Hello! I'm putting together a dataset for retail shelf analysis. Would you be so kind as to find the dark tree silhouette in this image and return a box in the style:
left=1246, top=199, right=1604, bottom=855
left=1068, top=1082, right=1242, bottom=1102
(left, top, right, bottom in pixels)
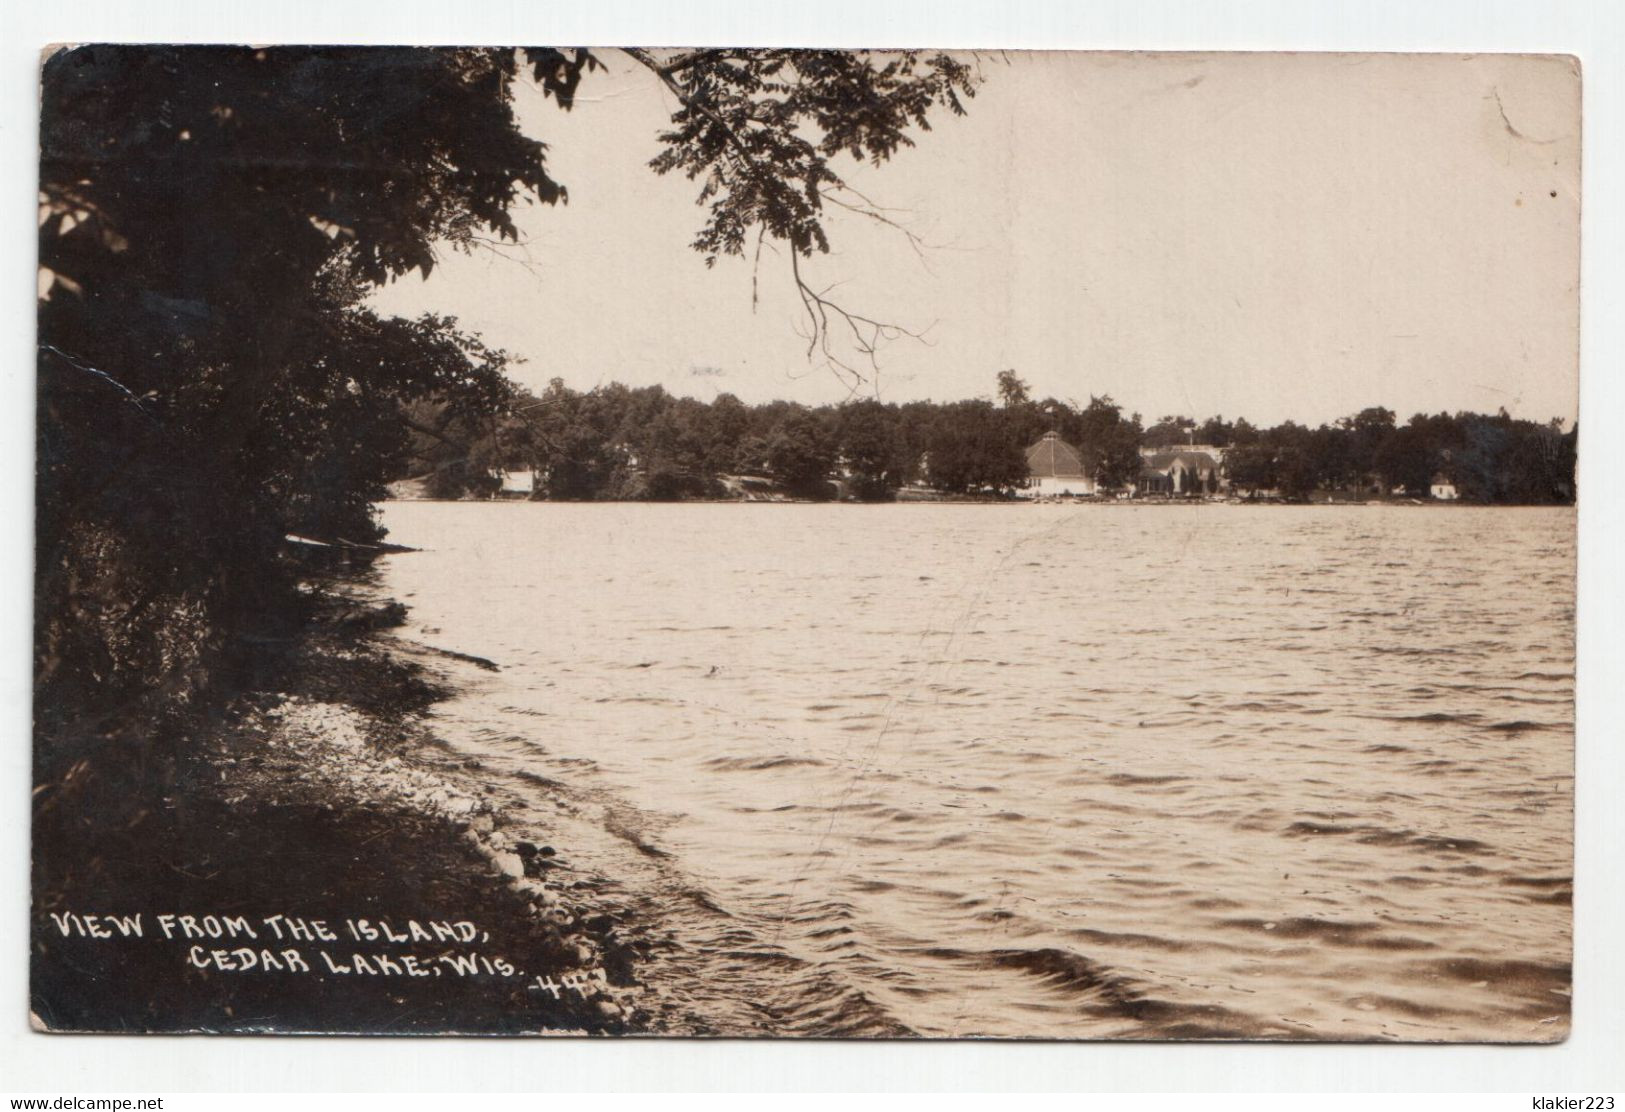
left=767, top=410, right=838, bottom=499
left=836, top=399, right=910, bottom=501
left=36, top=45, right=981, bottom=732
left=996, top=370, right=1031, bottom=409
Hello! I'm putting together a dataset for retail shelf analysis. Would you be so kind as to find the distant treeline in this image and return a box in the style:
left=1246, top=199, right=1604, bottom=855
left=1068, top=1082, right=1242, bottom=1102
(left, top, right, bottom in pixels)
left=401, top=372, right=1577, bottom=505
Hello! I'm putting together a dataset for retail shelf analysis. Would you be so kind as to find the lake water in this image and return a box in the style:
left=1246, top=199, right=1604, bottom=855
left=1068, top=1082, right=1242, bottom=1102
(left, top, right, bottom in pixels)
left=377, top=502, right=1574, bottom=1040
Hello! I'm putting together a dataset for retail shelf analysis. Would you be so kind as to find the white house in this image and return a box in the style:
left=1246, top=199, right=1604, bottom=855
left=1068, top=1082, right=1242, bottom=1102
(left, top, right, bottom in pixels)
left=1429, top=473, right=1459, bottom=501
left=497, top=469, right=535, bottom=498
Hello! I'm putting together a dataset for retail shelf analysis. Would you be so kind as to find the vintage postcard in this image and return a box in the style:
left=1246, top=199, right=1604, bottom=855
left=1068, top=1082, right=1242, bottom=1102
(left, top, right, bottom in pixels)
left=33, top=47, right=1578, bottom=1039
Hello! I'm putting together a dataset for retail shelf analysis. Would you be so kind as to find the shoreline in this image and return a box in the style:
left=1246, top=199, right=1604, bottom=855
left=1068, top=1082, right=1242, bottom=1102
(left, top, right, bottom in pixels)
left=30, top=582, right=655, bottom=1036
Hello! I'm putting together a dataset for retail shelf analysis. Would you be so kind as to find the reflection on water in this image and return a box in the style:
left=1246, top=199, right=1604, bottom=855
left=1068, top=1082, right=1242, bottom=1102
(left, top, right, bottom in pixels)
left=379, top=502, right=1574, bottom=1040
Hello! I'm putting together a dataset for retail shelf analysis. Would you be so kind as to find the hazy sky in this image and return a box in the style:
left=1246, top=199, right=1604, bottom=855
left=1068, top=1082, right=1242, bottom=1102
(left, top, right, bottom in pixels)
left=369, top=51, right=1580, bottom=427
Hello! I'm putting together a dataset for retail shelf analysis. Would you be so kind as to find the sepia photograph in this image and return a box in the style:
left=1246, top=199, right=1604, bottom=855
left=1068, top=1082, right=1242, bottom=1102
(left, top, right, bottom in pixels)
left=31, top=43, right=1580, bottom=1044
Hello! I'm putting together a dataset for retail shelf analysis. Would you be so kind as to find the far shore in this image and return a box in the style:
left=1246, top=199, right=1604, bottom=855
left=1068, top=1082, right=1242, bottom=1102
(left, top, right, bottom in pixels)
left=383, top=494, right=1559, bottom=507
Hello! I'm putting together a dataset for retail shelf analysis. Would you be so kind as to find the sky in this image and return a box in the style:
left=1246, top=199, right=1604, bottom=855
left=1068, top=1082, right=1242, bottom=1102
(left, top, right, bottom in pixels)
left=369, top=51, right=1581, bottom=428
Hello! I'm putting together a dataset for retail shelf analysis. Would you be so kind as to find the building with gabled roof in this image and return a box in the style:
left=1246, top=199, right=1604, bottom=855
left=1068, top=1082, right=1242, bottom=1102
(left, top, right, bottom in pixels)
left=1021, top=432, right=1098, bottom=497
left=1137, top=447, right=1225, bottom=496
left=1429, top=473, right=1459, bottom=501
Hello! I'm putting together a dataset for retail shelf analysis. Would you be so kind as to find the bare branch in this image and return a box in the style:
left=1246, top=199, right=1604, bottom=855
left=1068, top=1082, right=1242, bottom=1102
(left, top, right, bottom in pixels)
left=621, top=47, right=942, bottom=390
left=786, top=249, right=930, bottom=394
left=751, top=225, right=768, bottom=312
left=819, top=186, right=930, bottom=264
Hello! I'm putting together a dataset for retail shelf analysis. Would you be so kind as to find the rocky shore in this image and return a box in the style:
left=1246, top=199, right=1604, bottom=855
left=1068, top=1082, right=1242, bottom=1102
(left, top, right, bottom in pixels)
left=30, top=585, right=656, bottom=1036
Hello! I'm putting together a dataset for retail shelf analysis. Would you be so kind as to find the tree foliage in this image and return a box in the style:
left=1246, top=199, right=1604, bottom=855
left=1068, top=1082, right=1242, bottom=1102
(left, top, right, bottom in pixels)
left=1213, top=407, right=1574, bottom=502
left=38, top=46, right=548, bottom=723
left=36, top=45, right=981, bottom=730
left=632, top=48, right=977, bottom=381
left=995, top=370, right=1031, bottom=409
left=767, top=410, right=839, bottom=499
left=1069, top=396, right=1145, bottom=491
left=923, top=400, right=1028, bottom=494
left=408, top=375, right=1578, bottom=509
left=836, top=400, right=912, bottom=501
left=638, top=49, right=975, bottom=264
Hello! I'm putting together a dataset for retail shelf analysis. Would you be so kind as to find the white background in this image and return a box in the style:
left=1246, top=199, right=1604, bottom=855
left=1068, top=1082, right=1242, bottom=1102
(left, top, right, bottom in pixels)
left=1, top=0, right=1620, bottom=1094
